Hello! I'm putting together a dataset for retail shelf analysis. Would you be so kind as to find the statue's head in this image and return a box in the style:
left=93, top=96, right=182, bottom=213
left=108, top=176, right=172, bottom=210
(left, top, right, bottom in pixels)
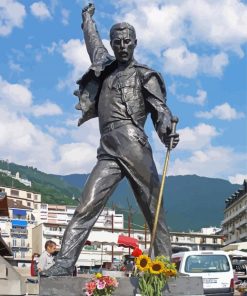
left=110, top=22, right=137, bottom=64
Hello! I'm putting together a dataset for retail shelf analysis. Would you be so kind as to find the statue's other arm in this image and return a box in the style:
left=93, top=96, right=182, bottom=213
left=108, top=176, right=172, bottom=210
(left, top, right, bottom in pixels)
left=82, top=4, right=110, bottom=65
left=142, top=71, right=179, bottom=148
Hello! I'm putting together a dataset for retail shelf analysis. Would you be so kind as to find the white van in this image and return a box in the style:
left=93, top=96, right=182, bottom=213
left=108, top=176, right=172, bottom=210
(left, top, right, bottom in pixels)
left=172, top=250, right=234, bottom=296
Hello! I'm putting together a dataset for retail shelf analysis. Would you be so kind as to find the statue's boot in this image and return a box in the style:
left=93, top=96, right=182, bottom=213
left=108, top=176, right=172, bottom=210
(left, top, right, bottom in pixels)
left=39, top=264, right=73, bottom=277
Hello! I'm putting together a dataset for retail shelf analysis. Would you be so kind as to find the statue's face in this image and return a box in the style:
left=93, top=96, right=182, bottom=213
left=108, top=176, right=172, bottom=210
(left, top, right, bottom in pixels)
left=110, top=29, right=137, bottom=63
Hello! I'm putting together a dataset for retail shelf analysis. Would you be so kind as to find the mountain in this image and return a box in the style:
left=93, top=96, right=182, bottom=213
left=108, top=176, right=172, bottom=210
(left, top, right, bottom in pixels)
left=0, top=161, right=240, bottom=231
left=61, top=174, right=240, bottom=231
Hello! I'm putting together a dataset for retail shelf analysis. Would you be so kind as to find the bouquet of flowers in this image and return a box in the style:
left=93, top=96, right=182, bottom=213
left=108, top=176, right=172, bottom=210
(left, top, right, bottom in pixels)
left=236, top=281, right=247, bottom=294
left=84, top=273, right=119, bottom=296
left=132, top=248, right=177, bottom=296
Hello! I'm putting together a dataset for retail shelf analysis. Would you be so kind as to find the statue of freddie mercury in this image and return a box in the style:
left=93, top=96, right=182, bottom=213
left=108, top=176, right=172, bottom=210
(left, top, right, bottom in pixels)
left=40, top=3, right=179, bottom=277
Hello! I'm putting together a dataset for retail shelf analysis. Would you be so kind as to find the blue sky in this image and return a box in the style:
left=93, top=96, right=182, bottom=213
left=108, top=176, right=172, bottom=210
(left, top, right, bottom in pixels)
left=0, top=0, right=246, bottom=184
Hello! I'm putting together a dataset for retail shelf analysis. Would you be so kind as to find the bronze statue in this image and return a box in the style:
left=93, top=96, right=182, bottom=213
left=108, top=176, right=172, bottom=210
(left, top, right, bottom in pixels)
left=40, top=3, right=179, bottom=277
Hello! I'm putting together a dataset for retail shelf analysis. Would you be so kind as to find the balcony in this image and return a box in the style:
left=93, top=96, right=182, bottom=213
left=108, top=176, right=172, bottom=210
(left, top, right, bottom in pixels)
left=223, top=206, right=247, bottom=224
left=11, top=228, right=28, bottom=235
left=12, top=243, right=30, bottom=249
left=235, top=218, right=247, bottom=229
left=239, top=232, right=247, bottom=240
left=43, top=230, right=64, bottom=237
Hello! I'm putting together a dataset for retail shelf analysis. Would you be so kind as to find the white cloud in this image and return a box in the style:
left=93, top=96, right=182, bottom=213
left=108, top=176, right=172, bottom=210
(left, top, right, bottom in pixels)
left=30, top=1, right=52, bottom=20
left=8, top=60, right=23, bottom=73
left=0, top=0, right=26, bottom=36
left=0, top=75, right=99, bottom=175
left=57, top=39, right=90, bottom=90
left=152, top=123, right=220, bottom=152
left=113, top=0, right=247, bottom=77
left=46, top=126, right=68, bottom=137
left=32, top=101, right=63, bottom=117
left=57, top=142, right=97, bottom=174
left=229, top=174, right=247, bottom=185
left=200, top=52, right=229, bottom=77
left=196, top=103, right=245, bottom=120
left=151, top=120, right=246, bottom=180
left=61, top=8, right=70, bottom=26
left=163, top=45, right=199, bottom=78
left=0, top=106, right=56, bottom=172
left=0, top=76, right=32, bottom=110
left=170, top=146, right=247, bottom=178
left=180, top=89, right=207, bottom=105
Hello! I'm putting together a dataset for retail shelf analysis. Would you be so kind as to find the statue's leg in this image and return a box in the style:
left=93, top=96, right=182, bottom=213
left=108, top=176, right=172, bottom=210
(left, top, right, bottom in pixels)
left=41, top=159, right=123, bottom=276
left=121, top=144, right=171, bottom=257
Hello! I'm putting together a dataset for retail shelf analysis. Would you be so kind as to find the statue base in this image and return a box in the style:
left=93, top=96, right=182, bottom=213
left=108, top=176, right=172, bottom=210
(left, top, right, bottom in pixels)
left=39, top=276, right=204, bottom=296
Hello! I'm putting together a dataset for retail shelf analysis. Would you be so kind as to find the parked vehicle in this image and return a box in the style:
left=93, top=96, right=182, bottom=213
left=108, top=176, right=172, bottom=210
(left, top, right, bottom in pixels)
left=172, top=250, right=234, bottom=296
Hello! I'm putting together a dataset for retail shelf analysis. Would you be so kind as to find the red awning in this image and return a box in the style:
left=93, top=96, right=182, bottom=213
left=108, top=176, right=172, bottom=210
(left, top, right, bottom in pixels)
left=117, top=235, right=138, bottom=249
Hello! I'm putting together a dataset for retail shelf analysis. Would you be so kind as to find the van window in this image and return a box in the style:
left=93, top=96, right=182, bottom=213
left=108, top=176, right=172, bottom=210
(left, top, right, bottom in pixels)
left=185, top=255, right=230, bottom=273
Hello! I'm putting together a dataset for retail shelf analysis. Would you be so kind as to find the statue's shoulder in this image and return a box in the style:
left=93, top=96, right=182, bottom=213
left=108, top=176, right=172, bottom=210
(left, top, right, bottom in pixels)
left=133, top=61, right=166, bottom=100
left=133, top=61, right=164, bottom=82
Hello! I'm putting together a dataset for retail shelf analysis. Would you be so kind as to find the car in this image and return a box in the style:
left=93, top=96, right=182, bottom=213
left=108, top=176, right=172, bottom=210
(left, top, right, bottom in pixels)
left=172, top=250, right=234, bottom=296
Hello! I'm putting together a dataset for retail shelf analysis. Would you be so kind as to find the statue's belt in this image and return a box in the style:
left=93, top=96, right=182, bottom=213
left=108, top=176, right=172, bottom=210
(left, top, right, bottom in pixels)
left=101, top=120, right=132, bottom=134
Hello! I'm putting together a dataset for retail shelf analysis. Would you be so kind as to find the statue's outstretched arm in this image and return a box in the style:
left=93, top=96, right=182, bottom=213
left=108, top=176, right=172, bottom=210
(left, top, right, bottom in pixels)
left=82, top=4, right=109, bottom=65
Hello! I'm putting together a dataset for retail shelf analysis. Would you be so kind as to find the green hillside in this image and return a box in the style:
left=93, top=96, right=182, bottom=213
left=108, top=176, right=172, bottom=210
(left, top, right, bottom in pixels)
left=0, top=160, right=240, bottom=231
left=0, top=161, right=80, bottom=205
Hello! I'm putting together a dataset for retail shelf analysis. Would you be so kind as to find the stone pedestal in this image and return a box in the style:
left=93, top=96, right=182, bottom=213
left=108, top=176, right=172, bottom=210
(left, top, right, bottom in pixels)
left=39, top=276, right=204, bottom=296
left=0, top=256, right=26, bottom=296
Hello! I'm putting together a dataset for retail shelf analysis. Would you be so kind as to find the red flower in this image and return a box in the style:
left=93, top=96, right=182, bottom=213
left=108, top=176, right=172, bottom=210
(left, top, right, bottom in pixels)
left=131, top=247, right=142, bottom=257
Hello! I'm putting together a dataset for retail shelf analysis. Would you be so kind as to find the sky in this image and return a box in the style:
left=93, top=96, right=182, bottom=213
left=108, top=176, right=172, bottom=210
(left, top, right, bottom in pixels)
left=0, top=0, right=246, bottom=184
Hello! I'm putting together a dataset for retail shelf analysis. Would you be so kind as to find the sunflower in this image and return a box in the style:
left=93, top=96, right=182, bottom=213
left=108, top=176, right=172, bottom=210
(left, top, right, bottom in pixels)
left=136, top=254, right=151, bottom=271
left=149, top=260, right=165, bottom=274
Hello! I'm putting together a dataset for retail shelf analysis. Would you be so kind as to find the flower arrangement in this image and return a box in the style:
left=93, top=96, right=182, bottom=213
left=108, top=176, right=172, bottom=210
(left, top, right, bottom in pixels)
left=132, top=248, right=177, bottom=296
left=236, top=281, right=247, bottom=294
left=84, top=273, right=119, bottom=296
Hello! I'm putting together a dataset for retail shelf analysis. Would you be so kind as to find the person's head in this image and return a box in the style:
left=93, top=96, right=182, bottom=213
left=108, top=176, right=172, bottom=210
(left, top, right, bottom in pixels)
left=45, top=240, right=56, bottom=254
left=110, top=22, right=137, bottom=64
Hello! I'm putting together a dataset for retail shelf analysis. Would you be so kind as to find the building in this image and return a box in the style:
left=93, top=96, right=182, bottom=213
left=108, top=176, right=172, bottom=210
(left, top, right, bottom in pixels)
left=0, top=199, right=34, bottom=261
left=0, top=186, right=41, bottom=222
left=32, top=209, right=125, bottom=266
left=222, top=180, right=247, bottom=245
left=0, top=186, right=42, bottom=262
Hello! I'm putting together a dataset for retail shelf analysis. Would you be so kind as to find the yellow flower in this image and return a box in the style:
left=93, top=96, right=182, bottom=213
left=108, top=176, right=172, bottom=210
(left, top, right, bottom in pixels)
left=95, top=272, right=102, bottom=278
left=164, top=268, right=177, bottom=277
left=136, top=255, right=151, bottom=272
left=149, top=260, right=165, bottom=274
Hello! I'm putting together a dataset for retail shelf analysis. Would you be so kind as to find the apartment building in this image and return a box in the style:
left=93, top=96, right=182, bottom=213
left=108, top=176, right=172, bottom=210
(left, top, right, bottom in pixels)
left=222, top=180, right=247, bottom=245
left=0, top=186, right=42, bottom=261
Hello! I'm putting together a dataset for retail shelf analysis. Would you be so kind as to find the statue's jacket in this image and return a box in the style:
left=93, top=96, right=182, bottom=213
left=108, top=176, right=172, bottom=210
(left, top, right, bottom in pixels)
left=74, top=13, right=172, bottom=144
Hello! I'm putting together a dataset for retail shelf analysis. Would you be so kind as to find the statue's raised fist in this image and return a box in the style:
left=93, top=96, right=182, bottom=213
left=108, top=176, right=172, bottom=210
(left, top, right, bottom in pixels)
left=82, top=3, right=95, bottom=17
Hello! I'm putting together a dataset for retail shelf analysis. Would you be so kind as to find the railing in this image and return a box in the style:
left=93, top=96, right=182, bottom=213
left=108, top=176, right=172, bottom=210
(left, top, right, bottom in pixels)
left=12, top=243, right=30, bottom=248
left=43, top=230, right=64, bottom=236
left=235, top=217, right=247, bottom=229
left=223, top=206, right=247, bottom=224
left=11, top=229, right=28, bottom=235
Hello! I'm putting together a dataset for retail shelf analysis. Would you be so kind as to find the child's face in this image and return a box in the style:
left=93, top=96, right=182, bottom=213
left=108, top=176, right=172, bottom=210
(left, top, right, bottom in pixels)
left=47, top=244, right=56, bottom=254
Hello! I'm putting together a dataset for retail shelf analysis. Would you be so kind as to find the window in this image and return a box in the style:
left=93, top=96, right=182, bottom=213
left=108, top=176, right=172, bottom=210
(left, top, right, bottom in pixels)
left=11, top=189, right=19, bottom=197
left=27, top=202, right=31, bottom=207
left=34, top=194, right=38, bottom=201
left=185, top=255, right=230, bottom=273
left=21, top=239, right=25, bottom=247
left=21, top=251, right=25, bottom=258
left=34, top=204, right=38, bottom=210
left=0, top=188, right=5, bottom=192
left=213, top=238, right=217, bottom=244
left=27, top=193, right=32, bottom=199
left=13, top=239, right=17, bottom=246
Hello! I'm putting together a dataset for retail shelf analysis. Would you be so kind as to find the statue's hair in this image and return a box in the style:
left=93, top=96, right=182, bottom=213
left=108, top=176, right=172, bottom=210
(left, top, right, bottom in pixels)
left=110, top=22, right=136, bottom=40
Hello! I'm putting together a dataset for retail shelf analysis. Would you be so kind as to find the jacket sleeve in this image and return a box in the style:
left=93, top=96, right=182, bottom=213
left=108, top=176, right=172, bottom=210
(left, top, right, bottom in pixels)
left=82, top=12, right=112, bottom=67
left=142, top=71, right=172, bottom=143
